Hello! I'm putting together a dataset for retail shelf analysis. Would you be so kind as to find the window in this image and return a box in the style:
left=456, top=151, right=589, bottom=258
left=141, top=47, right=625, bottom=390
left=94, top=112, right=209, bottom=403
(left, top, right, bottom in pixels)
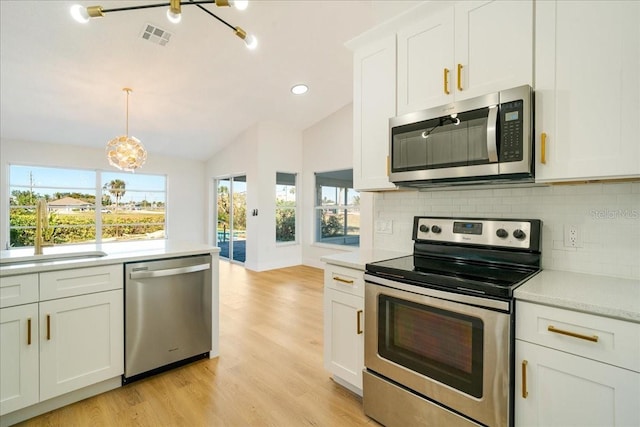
left=315, top=169, right=359, bottom=246
left=276, top=172, right=296, bottom=243
left=8, top=165, right=166, bottom=248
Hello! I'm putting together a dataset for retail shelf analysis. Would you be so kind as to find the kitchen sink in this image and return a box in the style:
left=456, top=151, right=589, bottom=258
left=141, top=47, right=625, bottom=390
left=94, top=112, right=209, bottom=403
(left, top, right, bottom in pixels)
left=0, top=250, right=108, bottom=266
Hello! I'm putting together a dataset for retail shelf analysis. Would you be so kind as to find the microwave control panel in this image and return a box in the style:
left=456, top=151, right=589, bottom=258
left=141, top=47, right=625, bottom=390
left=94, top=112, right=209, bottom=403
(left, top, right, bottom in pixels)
left=499, top=99, right=524, bottom=162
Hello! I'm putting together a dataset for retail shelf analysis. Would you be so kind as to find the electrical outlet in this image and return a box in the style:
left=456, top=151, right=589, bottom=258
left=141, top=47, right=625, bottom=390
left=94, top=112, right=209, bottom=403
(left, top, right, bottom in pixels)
left=564, top=224, right=582, bottom=248
left=375, top=219, right=393, bottom=234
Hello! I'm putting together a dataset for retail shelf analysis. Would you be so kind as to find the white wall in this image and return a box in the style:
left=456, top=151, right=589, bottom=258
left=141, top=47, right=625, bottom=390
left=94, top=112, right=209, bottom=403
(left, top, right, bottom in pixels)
left=1, top=139, right=207, bottom=247
left=206, top=121, right=303, bottom=271
left=301, top=103, right=374, bottom=268
left=373, top=183, right=640, bottom=280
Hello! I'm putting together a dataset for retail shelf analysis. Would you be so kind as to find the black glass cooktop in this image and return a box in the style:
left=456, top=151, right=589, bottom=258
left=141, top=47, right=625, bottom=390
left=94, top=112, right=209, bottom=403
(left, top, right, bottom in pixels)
left=366, top=255, right=540, bottom=299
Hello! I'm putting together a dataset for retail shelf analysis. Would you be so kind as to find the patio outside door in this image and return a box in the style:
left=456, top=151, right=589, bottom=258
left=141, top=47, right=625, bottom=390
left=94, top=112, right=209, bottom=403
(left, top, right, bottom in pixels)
left=216, top=176, right=247, bottom=263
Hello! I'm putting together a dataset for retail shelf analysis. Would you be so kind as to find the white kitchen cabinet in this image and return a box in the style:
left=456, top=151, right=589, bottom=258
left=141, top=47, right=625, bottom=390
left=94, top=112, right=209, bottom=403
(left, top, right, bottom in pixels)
left=515, top=301, right=640, bottom=426
left=397, top=0, right=533, bottom=115
left=39, top=289, right=123, bottom=401
left=0, top=265, right=124, bottom=419
left=352, top=34, right=398, bottom=191
left=534, top=1, right=640, bottom=182
left=323, top=264, right=365, bottom=395
left=0, top=303, right=39, bottom=416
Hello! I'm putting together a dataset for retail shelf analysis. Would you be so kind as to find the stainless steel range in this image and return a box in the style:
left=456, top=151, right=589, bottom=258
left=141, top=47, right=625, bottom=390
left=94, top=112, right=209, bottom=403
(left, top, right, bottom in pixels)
left=363, top=216, right=542, bottom=427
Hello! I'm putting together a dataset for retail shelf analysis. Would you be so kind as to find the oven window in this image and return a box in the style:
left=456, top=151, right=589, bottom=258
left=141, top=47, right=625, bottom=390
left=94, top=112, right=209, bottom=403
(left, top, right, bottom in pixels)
left=378, top=295, right=484, bottom=398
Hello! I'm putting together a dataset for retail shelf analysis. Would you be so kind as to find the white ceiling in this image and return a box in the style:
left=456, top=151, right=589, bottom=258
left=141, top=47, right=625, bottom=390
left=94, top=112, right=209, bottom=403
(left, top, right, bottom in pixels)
left=0, top=0, right=419, bottom=161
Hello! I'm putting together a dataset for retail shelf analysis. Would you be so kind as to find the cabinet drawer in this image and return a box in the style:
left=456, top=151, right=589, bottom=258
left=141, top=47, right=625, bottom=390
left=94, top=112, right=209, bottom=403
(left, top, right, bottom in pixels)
left=517, top=301, right=640, bottom=372
left=40, top=264, right=123, bottom=301
left=324, top=265, right=364, bottom=297
left=0, top=274, right=39, bottom=308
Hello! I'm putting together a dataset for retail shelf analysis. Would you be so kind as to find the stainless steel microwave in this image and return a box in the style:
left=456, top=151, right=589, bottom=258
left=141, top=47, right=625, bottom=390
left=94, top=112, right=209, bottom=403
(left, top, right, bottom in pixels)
left=389, top=85, right=533, bottom=187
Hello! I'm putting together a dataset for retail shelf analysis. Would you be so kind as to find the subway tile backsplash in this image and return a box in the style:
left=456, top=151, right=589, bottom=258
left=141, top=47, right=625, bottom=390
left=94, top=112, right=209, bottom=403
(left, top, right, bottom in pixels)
left=373, top=182, right=640, bottom=280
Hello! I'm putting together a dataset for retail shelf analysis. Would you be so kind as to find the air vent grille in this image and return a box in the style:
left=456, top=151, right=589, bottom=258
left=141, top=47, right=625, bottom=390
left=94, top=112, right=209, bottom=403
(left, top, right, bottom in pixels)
left=141, top=24, right=172, bottom=46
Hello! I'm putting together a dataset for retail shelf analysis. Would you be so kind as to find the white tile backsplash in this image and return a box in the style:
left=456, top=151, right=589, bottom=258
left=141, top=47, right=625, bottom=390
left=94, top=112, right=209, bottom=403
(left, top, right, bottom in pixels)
left=373, top=182, right=640, bottom=280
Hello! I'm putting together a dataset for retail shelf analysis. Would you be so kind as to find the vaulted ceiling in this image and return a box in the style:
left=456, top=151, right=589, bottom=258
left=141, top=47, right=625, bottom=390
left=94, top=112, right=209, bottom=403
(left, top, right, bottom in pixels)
left=0, top=0, right=418, bottom=160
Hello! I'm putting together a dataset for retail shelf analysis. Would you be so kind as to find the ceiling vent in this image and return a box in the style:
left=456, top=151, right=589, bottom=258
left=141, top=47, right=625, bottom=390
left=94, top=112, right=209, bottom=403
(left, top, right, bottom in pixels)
left=141, top=24, right=172, bottom=46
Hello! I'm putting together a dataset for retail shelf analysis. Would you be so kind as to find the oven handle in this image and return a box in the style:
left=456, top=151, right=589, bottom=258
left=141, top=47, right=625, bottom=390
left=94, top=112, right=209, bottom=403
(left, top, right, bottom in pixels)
left=486, top=105, right=499, bottom=163
left=364, top=274, right=510, bottom=312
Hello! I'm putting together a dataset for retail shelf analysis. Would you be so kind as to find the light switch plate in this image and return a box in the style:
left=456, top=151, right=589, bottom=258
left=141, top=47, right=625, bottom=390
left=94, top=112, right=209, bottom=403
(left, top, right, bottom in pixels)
left=375, top=219, right=393, bottom=234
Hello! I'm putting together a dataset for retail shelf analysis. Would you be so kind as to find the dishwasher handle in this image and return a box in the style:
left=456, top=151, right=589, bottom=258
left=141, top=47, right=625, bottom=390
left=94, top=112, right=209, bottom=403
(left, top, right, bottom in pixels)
left=129, top=263, right=211, bottom=279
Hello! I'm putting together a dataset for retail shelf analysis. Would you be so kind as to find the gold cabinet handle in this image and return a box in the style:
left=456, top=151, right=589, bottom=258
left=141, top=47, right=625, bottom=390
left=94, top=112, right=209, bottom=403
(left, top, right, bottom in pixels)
left=333, top=276, right=354, bottom=285
left=27, top=318, right=32, bottom=345
left=540, top=132, right=547, bottom=164
left=522, top=360, right=528, bottom=398
left=357, top=310, right=363, bottom=335
left=47, top=314, right=51, bottom=340
left=457, top=63, right=463, bottom=91
left=443, top=68, right=450, bottom=95
left=548, top=325, right=598, bottom=342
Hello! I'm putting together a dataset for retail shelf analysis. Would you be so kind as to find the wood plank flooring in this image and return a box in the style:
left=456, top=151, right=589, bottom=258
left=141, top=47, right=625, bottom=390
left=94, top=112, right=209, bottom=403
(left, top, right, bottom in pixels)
left=15, top=262, right=376, bottom=426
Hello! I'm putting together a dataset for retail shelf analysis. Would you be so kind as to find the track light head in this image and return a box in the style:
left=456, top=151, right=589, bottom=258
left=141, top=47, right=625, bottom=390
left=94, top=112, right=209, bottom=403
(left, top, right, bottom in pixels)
left=234, top=26, right=257, bottom=50
left=70, top=5, right=104, bottom=23
left=167, top=0, right=182, bottom=23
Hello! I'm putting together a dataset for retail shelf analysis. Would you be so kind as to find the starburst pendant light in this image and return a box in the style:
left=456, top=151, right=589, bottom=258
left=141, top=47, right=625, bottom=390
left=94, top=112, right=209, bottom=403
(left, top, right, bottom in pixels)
left=106, top=88, right=147, bottom=172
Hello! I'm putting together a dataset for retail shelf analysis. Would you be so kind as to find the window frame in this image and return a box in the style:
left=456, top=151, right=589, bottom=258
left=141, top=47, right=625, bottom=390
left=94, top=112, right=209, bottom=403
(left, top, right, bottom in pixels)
left=275, top=172, right=298, bottom=245
left=314, top=169, right=360, bottom=247
left=7, top=163, right=167, bottom=248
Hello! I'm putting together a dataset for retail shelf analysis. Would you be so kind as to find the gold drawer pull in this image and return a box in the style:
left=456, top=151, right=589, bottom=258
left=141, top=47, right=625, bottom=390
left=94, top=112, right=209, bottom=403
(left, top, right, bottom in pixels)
left=333, top=276, right=354, bottom=285
left=357, top=310, right=363, bottom=335
left=540, top=132, right=547, bottom=164
left=443, top=68, right=450, bottom=95
left=548, top=325, right=598, bottom=342
left=457, top=63, right=463, bottom=91
left=522, top=360, right=528, bottom=398
left=47, top=314, right=51, bottom=340
left=27, top=318, right=32, bottom=345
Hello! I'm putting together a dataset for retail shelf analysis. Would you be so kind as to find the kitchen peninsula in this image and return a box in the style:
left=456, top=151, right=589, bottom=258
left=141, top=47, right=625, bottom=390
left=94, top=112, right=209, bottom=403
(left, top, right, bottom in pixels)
left=0, top=240, right=219, bottom=427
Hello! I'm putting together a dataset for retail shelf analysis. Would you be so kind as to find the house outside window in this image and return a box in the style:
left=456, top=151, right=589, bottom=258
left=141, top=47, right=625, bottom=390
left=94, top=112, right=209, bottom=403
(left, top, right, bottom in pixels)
left=8, top=164, right=166, bottom=248
left=276, top=172, right=296, bottom=243
left=315, top=169, right=359, bottom=246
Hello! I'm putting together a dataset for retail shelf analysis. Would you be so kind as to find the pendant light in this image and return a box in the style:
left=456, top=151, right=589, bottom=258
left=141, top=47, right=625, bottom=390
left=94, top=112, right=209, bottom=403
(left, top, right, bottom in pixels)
left=106, top=88, right=147, bottom=172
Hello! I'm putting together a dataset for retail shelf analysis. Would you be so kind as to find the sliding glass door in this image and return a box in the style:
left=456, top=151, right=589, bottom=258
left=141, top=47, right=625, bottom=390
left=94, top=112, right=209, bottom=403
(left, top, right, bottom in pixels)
left=216, top=175, right=246, bottom=263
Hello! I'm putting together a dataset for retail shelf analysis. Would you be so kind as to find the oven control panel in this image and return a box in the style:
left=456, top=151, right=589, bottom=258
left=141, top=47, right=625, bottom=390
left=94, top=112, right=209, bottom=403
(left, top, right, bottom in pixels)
left=413, top=217, right=541, bottom=250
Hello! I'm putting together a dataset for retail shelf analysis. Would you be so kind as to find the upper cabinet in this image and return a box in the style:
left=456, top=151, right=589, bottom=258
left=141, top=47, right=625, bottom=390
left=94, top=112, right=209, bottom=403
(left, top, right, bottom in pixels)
left=352, top=35, right=398, bottom=191
left=535, top=1, right=640, bottom=182
left=397, top=0, right=533, bottom=115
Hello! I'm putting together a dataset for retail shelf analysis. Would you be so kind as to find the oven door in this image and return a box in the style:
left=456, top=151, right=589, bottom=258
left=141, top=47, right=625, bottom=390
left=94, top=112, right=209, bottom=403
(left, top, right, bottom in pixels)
left=365, top=276, right=512, bottom=427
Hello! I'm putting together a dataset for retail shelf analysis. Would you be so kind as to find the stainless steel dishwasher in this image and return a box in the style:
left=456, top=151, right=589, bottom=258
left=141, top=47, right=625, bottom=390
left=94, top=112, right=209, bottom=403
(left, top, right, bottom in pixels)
left=123, top=254, right=212, bottom=383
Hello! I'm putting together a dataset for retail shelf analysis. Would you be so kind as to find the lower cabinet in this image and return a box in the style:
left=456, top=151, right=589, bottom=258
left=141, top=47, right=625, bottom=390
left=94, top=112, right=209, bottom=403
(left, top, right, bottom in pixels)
left=39, top=290, right=124, bottom=401
left=323, top=264, right=365, bottom=395
left=515, top=340, right=640, bottom=427
left=0, top=303, right=39, bottom=415
left=515, top=301, right=640, bottom=426
left=0, top=265, right=124, bottom=418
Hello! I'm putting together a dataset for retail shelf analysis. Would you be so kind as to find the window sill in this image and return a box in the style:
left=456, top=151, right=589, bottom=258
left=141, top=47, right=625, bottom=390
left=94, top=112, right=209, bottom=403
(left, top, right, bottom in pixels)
left=311, top=242, right=359, bottom=251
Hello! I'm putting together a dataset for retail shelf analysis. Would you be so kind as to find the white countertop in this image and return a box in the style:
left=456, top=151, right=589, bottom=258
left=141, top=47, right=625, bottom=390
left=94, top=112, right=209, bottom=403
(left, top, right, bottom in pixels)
left=515, top=270, right=640, bottom=323
left=320, top=249, right=410, bottom=271
left=0, top=240, right=220, bottom=276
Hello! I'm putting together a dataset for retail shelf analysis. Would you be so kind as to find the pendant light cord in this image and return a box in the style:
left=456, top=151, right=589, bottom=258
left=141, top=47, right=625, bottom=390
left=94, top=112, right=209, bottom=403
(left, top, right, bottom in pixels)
left=124, top=87, right=132, bottom=137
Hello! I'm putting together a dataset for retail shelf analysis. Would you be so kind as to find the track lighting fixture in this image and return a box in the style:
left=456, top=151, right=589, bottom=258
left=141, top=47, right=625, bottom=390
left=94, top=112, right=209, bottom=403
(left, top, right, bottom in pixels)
left=71, top=1, right=257, bottom=49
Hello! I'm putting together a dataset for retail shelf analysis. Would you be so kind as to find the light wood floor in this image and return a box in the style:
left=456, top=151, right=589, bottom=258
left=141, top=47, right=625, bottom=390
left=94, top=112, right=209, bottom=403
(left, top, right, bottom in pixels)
left=16, top=262, right=376, bottom=426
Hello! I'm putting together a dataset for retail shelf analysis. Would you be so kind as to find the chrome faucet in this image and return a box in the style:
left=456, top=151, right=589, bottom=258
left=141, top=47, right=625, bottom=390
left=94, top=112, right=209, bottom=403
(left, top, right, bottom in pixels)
left=34, top=198, right=53, bottom=255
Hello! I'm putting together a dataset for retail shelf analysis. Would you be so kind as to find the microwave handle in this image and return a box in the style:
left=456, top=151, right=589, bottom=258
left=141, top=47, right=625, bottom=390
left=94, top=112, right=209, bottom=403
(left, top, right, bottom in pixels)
left=486, top=106, right=499, bottom=162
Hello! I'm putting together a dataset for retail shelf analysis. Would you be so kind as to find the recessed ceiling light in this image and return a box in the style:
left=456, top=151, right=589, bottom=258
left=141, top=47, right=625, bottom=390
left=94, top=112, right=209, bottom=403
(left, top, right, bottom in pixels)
left=291, top=84, right=308, bottom=95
